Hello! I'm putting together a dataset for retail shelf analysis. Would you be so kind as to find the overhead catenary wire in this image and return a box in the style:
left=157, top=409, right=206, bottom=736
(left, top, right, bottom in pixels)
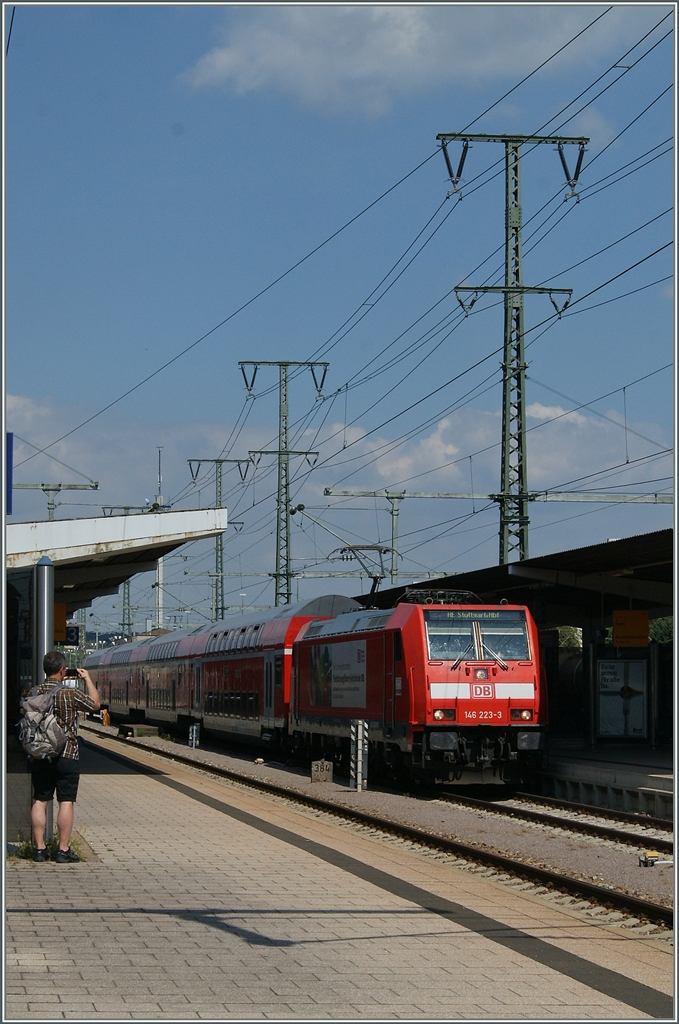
left=19, top=10, right=669, bottom=475
left=5, top=5, right=16, bottom=56
left=378, top=364, right=673, bottom=492
left=200, top=255, right=673, bottom=544
left=11, top=434, right=98, bottom=484
left=60, top=16, right=678, bottom=606
left=306, top=245, right=673, bottom=485
left=15, top=148, right=441, bottom=469
left=18, top=13, right=671, bottom=486
left=301, top=69, right=675, bottom=456
left=166, top=210, right=671, bottom=593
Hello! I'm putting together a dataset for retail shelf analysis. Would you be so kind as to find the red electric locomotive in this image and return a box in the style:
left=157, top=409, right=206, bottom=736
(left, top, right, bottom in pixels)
left=292, top=590, right=546, bottom=784
left=83, top=590, right=546, bottom=785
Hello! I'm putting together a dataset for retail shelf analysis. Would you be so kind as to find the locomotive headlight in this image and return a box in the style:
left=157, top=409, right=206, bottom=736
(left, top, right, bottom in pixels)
left=520, top=709, right=532, bottom=721
left=433, top=709, right=445, bottom=720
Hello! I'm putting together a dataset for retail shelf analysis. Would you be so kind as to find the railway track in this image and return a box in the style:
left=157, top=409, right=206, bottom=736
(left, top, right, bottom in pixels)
left=514, top=790, right=673, bottom=831
left=436, top=791, right=674, bottom=853
left=81, top=726, right=673, bottom=931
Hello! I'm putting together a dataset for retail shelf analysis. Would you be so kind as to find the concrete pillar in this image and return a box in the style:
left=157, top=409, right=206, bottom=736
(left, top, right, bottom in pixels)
left=33, top=556, right=54, bottom=845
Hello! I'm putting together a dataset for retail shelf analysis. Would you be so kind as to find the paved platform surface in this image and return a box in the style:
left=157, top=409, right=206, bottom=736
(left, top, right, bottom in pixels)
left=543, top=738, right=673, bottom=817
left=548, top=739, right=673, bottom=771
left=5, top=735, right=674, bottom=1020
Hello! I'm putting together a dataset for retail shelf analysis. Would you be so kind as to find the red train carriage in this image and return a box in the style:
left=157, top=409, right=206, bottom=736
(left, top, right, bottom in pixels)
left=292, top=591, right=546, bottom=784
left=83, top=596, right=360, bottom=742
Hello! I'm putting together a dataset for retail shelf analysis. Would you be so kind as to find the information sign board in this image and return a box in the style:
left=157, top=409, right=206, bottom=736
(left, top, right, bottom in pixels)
left=597, top=660, right=647, bottom=739
left=612, top=609, right=648, bottom=647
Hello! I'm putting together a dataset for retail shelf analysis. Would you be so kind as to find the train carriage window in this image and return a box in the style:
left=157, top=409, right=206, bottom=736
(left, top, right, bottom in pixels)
left=247, top=692, right=255, bottom=719
left=236, top=628, right=247, bottom=650
left=393, top=630, right=403, bottom=662
left=274, top=655, right=283, bottom=686
left=254, top=692, right=259, bottom=718
left=234, top=692, right=241, bottom=717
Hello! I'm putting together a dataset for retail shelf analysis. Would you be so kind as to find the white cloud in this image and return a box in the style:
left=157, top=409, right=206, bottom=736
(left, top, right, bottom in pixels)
left=526, top=401, right=587, bottom=425
left=566, top=106, right=618, bottom=152
left=183, top=6, right=651, bottom=116
left=6, top=392, right=272, bottom=520
left=374, top=416, right=460, bottom=482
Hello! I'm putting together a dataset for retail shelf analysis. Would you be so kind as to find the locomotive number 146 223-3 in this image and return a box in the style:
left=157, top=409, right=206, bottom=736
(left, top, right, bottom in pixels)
left=463, top=709, right=504, bottom=720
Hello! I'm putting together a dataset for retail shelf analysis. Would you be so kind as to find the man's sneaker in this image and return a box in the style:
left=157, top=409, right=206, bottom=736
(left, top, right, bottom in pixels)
left=55, top=847, right=80, bottom=864
left=33, top=847, right=50, bottom=862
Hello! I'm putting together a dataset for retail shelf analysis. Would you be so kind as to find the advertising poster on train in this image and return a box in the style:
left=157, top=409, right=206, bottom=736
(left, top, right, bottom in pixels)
left=597, top=660, right=647, bottom=739
left=309, top=641, right=367, bottom=708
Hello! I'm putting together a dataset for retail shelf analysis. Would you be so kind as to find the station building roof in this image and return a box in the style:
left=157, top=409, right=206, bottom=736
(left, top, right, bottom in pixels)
left=362, top=529, right=673, bottom=626
left=6, top=508, right=228, bottom=614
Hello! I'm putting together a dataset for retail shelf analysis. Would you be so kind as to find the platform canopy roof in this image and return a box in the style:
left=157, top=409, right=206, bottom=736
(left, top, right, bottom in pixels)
left=362, top=529, right=673, bottom=626
left=6, top=509, right=228, bottom=613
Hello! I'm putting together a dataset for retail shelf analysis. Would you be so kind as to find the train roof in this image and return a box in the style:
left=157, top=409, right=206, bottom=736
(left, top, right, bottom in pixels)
left=200, top=594, right=362, bottom=632
left=83, top=595, right=362, bottom=666
left=300, top=607, right=396, bottom=639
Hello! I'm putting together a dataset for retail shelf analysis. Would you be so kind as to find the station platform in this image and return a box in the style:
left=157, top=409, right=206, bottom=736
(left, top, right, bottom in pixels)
left=541, top=738, right=674, bottom=820
left=5, top=733, right=674, bottom=1020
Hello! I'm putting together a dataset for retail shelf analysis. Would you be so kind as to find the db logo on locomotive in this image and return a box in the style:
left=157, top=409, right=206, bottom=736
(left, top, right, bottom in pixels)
left=471, top=682, right=495, bottom=699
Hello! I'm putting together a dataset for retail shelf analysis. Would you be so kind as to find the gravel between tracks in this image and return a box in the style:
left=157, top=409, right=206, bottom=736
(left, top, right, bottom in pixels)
left=82, top=723, right=673, bottom=909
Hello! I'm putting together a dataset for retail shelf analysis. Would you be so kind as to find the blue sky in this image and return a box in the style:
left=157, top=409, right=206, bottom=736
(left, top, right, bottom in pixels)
left=5, top=4, right=674, bottom=631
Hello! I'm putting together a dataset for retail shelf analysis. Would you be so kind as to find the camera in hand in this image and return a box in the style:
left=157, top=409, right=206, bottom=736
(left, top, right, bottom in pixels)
left=64, top=668, right=80, bottom=687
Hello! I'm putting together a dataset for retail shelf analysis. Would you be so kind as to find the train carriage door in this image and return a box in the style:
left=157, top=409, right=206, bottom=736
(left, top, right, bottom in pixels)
left=263, top=652, right=275, bottom=729
left=194, top=664, right=201, bottom=713
left=384, top=633, right=395, bottom=737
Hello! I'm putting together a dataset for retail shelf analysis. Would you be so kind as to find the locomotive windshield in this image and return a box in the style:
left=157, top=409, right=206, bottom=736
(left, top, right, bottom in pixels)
left=424, top=609, right=529, bottom=662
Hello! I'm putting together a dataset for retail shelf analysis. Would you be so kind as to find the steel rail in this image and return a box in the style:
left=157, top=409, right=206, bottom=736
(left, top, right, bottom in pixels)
left=514, top=790, right=673, bottom=831
left=436, top=792, right=673, bottom=853
left=81, top=728, right=673, bottom=929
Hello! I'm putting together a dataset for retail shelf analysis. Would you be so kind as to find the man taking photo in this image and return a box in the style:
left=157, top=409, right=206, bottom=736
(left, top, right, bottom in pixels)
left=30, top=651, right=101, bottom=863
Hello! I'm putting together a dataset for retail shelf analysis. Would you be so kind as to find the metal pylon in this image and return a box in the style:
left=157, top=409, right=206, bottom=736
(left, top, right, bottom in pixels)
left=121, top=580, right=133, bottom=639
left=276, top=363, right=291, bottom=606
left=501, top=139, right=528, bottom=563
left=187, top=456, right=249, bottom=619
left=241, top=360, right=328, bottom=605
left=437, top=132, right=588, bottom=563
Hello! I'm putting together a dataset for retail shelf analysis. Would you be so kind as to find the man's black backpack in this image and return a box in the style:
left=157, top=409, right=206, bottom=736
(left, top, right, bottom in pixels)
left=18, top=684, right=69, bottom=760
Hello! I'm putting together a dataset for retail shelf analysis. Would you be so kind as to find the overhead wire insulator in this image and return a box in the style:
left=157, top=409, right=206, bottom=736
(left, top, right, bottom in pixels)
left=558, top=141, right=587, bottom=201
left=440, top=139, right=469, bottom=196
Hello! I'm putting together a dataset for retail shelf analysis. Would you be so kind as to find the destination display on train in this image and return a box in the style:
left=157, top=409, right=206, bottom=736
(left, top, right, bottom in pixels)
left=424, top=609, right=525, bottom=620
